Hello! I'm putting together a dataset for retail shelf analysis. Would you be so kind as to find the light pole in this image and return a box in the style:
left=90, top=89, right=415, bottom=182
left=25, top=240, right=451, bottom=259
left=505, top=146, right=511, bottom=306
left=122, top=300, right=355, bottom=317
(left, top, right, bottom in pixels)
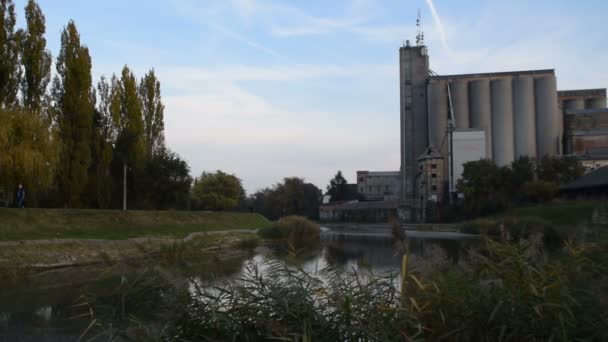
left=123, top=162, right=127, bottom=211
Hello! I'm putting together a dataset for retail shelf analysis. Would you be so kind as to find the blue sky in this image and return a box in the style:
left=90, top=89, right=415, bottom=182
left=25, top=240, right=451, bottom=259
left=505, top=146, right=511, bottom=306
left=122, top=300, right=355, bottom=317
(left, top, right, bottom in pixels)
left=13, top=0, right=608, bottom=193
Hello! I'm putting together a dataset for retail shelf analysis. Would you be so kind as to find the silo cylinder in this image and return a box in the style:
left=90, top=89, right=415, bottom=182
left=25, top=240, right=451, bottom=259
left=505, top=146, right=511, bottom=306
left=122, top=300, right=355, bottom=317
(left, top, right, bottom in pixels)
left=450, top=80, right=469, bottom=129
left=427, top=80, right=448, bottom=152
left=535, top=76, right=561, bottom=156
left=491, top=77, right=515, bottom=166
left=564, top=99, right=585, bottom=110
left=469, top=79, right=492, bottom=159
left=513, top=77, right=537, bottom=158
left=586, top=98, right=607, bottom=109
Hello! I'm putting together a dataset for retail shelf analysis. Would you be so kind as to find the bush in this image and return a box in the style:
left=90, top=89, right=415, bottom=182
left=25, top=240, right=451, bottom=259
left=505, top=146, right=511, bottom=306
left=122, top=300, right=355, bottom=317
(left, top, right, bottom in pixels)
left=461, top=219, right=500, bottom=235
left=258, top=215, right=320, bottom=248
left=522, top=181, right=558, bottom=203
left=236, top=236, right=260, bottom=250
left=461, top=216, right=562, bottom=249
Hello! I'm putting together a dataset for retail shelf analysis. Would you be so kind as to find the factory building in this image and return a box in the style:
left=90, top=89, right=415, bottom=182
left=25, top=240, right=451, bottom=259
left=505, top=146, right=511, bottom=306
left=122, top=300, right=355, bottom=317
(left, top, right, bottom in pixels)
left=356, top=171, right=401, bottom=201
left=398, top=41, right=608, bottom=204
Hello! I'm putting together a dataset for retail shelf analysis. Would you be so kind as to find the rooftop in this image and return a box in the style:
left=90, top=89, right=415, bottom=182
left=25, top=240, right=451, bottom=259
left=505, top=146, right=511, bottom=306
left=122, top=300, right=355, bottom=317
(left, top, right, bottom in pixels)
left=558, top=88, right=607, bottom=97
left=560, top=166, right=608, bottom=191
left=565, top=108, right=608, bottom=115
left=429, top=69, right=554, bottom=80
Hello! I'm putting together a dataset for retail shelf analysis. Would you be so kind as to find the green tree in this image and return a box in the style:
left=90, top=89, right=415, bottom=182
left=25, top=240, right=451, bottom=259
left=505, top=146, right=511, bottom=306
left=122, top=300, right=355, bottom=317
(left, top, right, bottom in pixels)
left=0, top=0, right=20, bottom=108
left=249, top=178, right=321, bottom=220
left=51, top=20, right=94, bottom=207
left=192, top=171, right=245, bottom=211
left=139, top=148, right=192, bottom=209
left=0, top=108, right=59, bottom=206
left=522, top=180, right=558, bottom=203
left=537, top=156, right=584, bottom=185
left=326, top=170, right=351, bottom=202
left=114, top=65, right=145, bottom=167
left=85, top=76, right=115, bottom=208
left=17, top=0, right=51, bottom=113
left=139, top=69, right=165, bottom=156
left=457, top=159, right=507, bottom=215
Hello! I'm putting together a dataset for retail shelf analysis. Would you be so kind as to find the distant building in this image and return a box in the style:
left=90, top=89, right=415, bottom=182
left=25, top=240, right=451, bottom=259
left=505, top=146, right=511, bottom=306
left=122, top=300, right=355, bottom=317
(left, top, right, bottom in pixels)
left=356, top=171, right=401, bottom=201
left=563, top=107, right=608, bottom=170
left=399, top=41, right=608, bottom=205
left=416, top=147, right=444, bottom=221
left=558, top=88, right=607, bottom=111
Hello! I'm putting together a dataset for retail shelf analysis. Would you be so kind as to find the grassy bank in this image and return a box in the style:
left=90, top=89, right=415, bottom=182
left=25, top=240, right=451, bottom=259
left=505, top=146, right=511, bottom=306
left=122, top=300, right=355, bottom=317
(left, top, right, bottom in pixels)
left=0, top=208, right=271, bottom=241
left=497, top=200, right=605, bottom=226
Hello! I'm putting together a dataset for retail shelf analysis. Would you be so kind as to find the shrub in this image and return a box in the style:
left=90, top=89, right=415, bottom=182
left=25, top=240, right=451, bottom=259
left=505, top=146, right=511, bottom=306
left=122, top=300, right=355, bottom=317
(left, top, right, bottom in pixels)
left=461, top=216, right=562, bottom=249
left=460, top=219, right=500, bottom=235
left=258, top=215, right=320, bottom=248
left=236, top=236, right=260, bottom=250
left=522, top=180, right=558, bottom=203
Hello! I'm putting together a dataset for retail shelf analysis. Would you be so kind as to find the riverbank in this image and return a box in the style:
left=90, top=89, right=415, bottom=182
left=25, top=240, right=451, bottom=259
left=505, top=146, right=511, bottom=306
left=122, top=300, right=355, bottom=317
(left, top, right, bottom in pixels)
left=0, top=208, right=269, bottom=270
left=0, top=232, right=260, bottom=271
left=0, top=208, right=271, bottom=240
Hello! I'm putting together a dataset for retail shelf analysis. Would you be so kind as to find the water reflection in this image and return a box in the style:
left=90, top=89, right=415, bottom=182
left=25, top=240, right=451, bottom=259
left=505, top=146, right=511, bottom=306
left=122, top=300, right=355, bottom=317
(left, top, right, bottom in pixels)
left=0, top=227, right=477, bottom=340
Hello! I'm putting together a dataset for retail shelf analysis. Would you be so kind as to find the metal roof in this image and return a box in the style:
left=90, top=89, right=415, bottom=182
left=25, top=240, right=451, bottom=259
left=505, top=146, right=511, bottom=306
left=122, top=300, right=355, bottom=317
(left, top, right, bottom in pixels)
left=560, top=166, right=608, bottom=190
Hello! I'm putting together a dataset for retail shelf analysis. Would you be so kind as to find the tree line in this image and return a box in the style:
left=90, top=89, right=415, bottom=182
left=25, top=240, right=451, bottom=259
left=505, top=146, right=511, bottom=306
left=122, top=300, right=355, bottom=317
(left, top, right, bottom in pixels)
left=444, top=155, right=585, bottom=220
left=0, top=0, right=191, bottom=209
left=0, top=0, right=336, bottom=218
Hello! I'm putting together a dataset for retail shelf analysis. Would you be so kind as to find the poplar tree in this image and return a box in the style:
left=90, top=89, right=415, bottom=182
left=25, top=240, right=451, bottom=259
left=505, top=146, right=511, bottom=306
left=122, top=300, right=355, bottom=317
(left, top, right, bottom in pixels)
left=0, top=0, right=20, bottom=108
left=139, top=69, right=165, bottom=157
left=114, top=65, right=145, bottom=167
left=52, top=20, right=94, bottom=207
left=17, top=0, right=51, bottom=113
left=86, top=76, right=115, bottom=208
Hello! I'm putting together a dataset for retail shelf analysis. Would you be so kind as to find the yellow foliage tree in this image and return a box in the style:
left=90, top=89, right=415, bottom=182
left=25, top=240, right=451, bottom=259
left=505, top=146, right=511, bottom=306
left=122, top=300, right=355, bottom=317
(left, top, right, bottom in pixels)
left=0, top=108, right=59, bottom=205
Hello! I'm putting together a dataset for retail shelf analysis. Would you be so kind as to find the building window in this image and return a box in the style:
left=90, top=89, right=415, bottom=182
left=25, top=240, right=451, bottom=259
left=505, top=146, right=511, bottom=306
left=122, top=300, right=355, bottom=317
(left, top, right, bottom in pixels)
left=431, top=173, right=437, bottom=178
left=432, top=185, right=437, bottom=191
left=431, top=164, right=437, bottom=169
left=359, top=177, right=364, bottom=182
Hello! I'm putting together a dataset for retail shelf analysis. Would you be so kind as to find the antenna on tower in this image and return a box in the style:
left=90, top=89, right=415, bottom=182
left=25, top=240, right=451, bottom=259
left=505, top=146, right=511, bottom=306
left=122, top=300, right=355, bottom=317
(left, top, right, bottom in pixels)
left=416, top=9, right=425, bottom=46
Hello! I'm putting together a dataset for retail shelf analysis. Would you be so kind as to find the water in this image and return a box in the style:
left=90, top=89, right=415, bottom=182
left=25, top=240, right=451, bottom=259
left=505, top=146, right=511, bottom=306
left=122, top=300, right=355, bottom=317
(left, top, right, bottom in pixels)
left=0, top=227, right=477, bottom=340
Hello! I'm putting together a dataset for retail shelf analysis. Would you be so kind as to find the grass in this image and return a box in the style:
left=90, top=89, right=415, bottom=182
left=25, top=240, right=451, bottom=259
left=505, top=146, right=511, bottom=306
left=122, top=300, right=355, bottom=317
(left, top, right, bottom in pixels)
left=497, top=200, right=605, bottom=226
left=0, top=208, right=271, bottom=241
left=161, top=235, right=608, bottom=341
left=258, top=215, right=320, bottom=248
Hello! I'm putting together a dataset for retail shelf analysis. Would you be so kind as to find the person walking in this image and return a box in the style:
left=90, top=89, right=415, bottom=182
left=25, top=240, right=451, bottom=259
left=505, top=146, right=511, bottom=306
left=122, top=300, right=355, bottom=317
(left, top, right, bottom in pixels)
left=16, top=184, right=26, bottom=208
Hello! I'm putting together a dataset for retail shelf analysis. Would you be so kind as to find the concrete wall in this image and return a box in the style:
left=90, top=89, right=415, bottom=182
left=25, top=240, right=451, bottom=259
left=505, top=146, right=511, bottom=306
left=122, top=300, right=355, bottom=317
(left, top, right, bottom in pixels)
left=469, top=79, right=492, bottom=159
left=534, top=76, right=561, bottom=156
left=399, top=45, right=429, bottom=201
left=357, top=171, right=401, bottom=201
left=427, top=72, right=561, bottom=166
left=427, top=80, right=448, bottom=151
left=491, top=77, right=515, bottom=166
left=587, top=98, right=607, bottom=109
left=513, top=76, right=537, bottom=158
left=451, top=80, right=469, bottom=129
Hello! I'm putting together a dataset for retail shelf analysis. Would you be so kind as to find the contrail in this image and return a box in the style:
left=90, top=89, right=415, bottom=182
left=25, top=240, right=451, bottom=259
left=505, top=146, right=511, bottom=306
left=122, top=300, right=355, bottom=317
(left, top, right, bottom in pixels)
left=424, top=0, right=452, bottom=54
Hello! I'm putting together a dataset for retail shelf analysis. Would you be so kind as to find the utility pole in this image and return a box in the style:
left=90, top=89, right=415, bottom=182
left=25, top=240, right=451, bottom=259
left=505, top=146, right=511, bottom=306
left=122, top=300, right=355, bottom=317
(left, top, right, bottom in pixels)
left=123, top=162, right=127, bottom=211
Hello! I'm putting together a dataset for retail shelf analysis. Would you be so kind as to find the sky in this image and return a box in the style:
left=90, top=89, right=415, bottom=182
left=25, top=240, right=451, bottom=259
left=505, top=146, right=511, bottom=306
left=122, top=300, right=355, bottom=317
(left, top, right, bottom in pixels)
left=13, top=0, right=608, bottom=194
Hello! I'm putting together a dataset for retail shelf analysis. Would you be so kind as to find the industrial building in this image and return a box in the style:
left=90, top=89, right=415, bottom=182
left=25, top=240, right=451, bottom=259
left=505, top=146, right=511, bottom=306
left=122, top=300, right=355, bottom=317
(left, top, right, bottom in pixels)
left=356, top=171, right=401, bottom=201
left=399, top=41, right=608, bottom=205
